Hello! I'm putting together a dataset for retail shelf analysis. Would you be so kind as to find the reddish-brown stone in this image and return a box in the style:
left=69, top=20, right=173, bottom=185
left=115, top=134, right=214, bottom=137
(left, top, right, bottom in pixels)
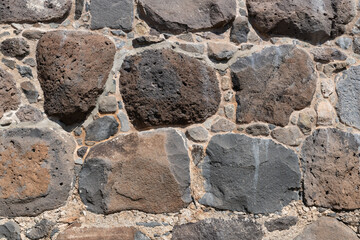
left=0, top=68, right=20, bottom=119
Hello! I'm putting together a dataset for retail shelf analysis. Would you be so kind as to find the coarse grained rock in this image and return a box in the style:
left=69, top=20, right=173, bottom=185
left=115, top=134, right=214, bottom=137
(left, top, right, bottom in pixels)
left=171, top=218, right=264, bottom=240
left=36, top=31, right=115, bottom=124
left=265, top=216, right=298, bottom=232
left=1, top=38, right=30, bottom=60
left=310, top=47, right=347, bottom=63
left=245, top=123, right=270, bottom=136
left=0, top=222, right=21, bottom=240
left=138, top=0, right=236, bottom=34
left=0, top=68, right=20, bottom=119
left=231, top=45, right=316, bottom=126
left=120, top=49, right=220, bottom=130
left=15, top=105, right=44, bottom=123
left=200, top=133, right=301, bottom=214
left=246, top=0, right=356, bottom=44
left=301, top=128, right=360, bottom=210
left=186, top=126, right=209, bottom=142
left=0, top=0, right=72, bottom=24
left=294, top=217, right=358, bottom=240
left=85, top=116, right=119, bottom=142
left=0, top=128, right=75, bottom=217
left=230, top=17, right=250, bottom=44
left=79, top=128, right=191, bottom=214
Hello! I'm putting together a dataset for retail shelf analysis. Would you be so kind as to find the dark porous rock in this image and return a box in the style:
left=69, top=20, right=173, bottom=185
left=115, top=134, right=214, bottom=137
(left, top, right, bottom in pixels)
left=294, top=217, right=358, bottom=240
left=310, top=47, right=347, bottom=63
left=22, top=30, right=46, bottom=40
left=138, top=0, right=236, bottom=34
left=247, top=0, right=356, bottom=44
left=265, top=216, right=298, bottom=232
left=85, top=116, right=119, bottom=142
left=21, top=81, right=38, bottom=103
left=200, top=133, right=301, bottom=214
left=0, top=0, right=72, bottom=23
left=301, top=128, right=360, bottom=210
left=132, top=36, right=164, bottom=48
left=36, top=31, right=116, bottom=124
left=90, top=0, right=134, bottom=31
left=336, top=65, right=360, bottom=129
left=231, top=45, right=316, bottom=127
left=1, top=38, right=30, bottom=60
left=75, top=0, right=84, bottom=20
left=16, top=105, right=43, bottom=123
left=79, top=129, right=191, bottom=214
left=26, top=219, right=55, bottom=240
left=230, top=17, right=250, bottom=44
left=245, top=123, right=270, bottom=136
left=171, top=218, right=263, bottom=240
left=120, top=49, right=220, bottom=130
left=191, top=144, right=205, bottom=166
left=16, top=65, right=33, bottom=79
left=77, top=146, right=88, bottom=158
left=0, top=68, right=20, bottom=119
left=2, top=58, right=16, bottom=69
left=0, top=222, right=21, bottom=240
left=0, top=128, right=75, bottom=217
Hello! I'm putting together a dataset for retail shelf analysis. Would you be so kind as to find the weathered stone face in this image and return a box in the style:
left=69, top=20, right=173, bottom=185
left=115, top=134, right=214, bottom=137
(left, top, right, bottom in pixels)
left=0, top=128, right=75, bottom=217
left=301, top=128, right=360, bottom=210
left=171, top=218, right=264, bottom=240
left=231, top=45, right=316, bottom=126
left=79, top=129, right=191, bottom=214
left=246, top=0, right=356, bottom=44
left=36, top=31, right=116, bottom=124
left=120, top=49, right=220, bottom=130
left=200, top=134, right=301, bottom=214
left=138, top=0, right=236, bottom=34
left=85, top=116, right=119, bottom=142
left=0, top=68, right=20, bottom=119
left=1, top=38, right=30, bottom=60
left=0, top=0, right=72, bottom=24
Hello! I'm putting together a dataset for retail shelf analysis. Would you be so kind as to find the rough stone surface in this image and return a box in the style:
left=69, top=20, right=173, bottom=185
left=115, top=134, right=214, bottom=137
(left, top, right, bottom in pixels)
left=336, top=37, right=352, bottom=50
left=1, top=38, right=30, bottom=60
left=22, top=30, right=45, bottom=40
left=336, top=65, right=360, bottom=129
left=271, top=126, right=303, bottom=146
left=138, top=0, right=237, bottom=34
left=15, top=105, right=44, bottom=123
left=26, top=219, right=55, bottom=240
left=265, top=216, right=298, bottom=232
left=75, top=0, right=84, bottom=20
left=310, top=47, right=347, bottom=63
left=294, top=217, right=358, bottom=240
left=21, top=81, right=38, bottom=103
left=245, top=124, right=270, bottom=137
left=230, top=17, right=250, bottom=44
left=77, top=147, right=88, bottom=158
left=207, top=42, right=237, bottom=62
left=171, top=218, right=264, bottom=240
left=301, top=128, right=360, bottom=210
left=90, top=0, right=134, bottom=31
left=200, top=134, right=301, bottom=214
left=1, top=58, right=15, bottom=69
left=231, top=45, right=316, bottom=126
left=0, top=0, right=72, bottom=23
left=85, top=116, right=119, bottom=142
left=191, top=145, right=205, bottom=166
left=36, top=31, right=116, bottom=124
left=211, top=118, right=236, bottom=133
left=0, top=68, right=20, bottom=119
left=0, top=128, right=75, bottom=217
left=185, top=126, right=209, bottom=142
left=17, top=65, right=33, bottom=79
left=133, top=36, right=164, bottom=48
left=120, top=49, right=220, bottom=130
left=117, top=111, right=131, bottom=132
left=98, top=96, right=118, bottom=114
left=316, top=100, right=335, bottom=126
left=297, top=108, right=317, bottom=135
left=246, top=0, right=356, bottom=44
left=0, top=222, right=21, bottom=240
left=79, top=129, right=191, bottom=214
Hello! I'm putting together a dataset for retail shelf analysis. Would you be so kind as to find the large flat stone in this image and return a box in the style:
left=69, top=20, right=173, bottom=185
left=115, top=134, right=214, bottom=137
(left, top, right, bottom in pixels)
left=0, top=128, right=75, bottom=217
left=0, top=68, right=20, bottom=119
left=36, top=31, right=115, bottom=124
left=79, top=129, right=191, bottom=214
left=200, top=133, right=301, bottom=214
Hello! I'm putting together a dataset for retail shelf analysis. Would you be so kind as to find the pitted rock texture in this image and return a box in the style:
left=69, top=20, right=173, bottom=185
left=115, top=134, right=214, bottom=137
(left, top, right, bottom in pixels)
left=0, top=68, right=20, bottom=119
left=246, top=0, right=356, bottom=44
left=36, top=31, right=115, bottom=124
left=301, top=128, right=360, bottom=210
left=336, top=65, right=360, bottom=130
left=138, top=0, right=237, bottom=34
left=171, top=218, right=264, bottom=240
left=231, top=45, right=316, bottom=126
left=0, top=128, right=75, bottom=217
left=200, top=133, right=301, bottom=214
left=0, top=0, right=72, bottom=24
left=120, top=49, right=220, bottom=130
left=1, top=38, right=30, bottom=60
left=79, top=129, right=191, bottom=214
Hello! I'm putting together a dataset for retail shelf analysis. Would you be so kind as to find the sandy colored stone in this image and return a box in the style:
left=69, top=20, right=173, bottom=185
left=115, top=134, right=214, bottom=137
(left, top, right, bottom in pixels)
left=271, top=126, right=303, bottom=146
left=316, top=100, right=335, bottom=126
left=297, top=108, right=317, bottom=135
left=207, top=42, right=237, bottom=62
left=0, top=68, right=20, bottom=119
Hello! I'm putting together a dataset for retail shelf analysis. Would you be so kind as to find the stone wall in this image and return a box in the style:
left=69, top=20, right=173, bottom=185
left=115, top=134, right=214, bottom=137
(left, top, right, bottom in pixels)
left=0, top=0, right=360, bottom=239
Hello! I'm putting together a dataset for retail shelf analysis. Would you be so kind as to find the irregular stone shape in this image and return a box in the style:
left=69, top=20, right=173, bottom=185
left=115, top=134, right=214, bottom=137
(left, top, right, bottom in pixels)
left=85, top=116, right=119, bottom=142
left=336, top=37, right=352, bottom=50
left=353, top=37, right=360, bottom=54
left=117, top=111, right=131, bottom=132
left=23, top=30, right=46, bottom=40
left=336, top=65, right=360, bottom=129
left=2, top=58, right=16, bottom=69
left=302, top=128, right=360, bottom=210
left=132, top=36, right=164, bottom=48
left=246, top=0, right=356, bottom=44
left=230, top=17, right=250, bottom=44
left=98, top=96, right=118, bottom=113
left=245, top=124, right=270, bottom=136
left=178, top=43, right=205, bottom=54
left=0, top=68, right=20, bottom=119
left=75, top=0, right=84, bottom=20
left=90, top=0, right=134, bottom=31
left=316, top=100, right=335, bottom=126
left=120, top=49, right=220, bottom=130
left=23, top=58, right=37, bottom=67
left=294, top=217, right=358, bottom=240
left=297, top=108, right=316, bottom=135
left=26, top=219, right=55, bottom=240
left=265, top=216, right=298, bottom=232
left=1, top=38, right=30, bottom=60
left=138, top=0, right=237, bottom=34
left=186, top=126, right=209, bottom=143
left=271, top=126, right=303, bottom=147
left=207, top=42, right=237, bottom=62
left=37, top=31, right=116, bottom=124
left=0, top=128, right=75, bottom=217
left=16, top=105, right=44, bottom=123
left=191, top=145, right=205, bottom=166
left=0, top=0, right=72, bottom=23
left=21, top=81, right=38, bottom=103
left=79, top=129, right=191, bottom=214
left=171, top=218, right=264, bottom=240
left=200, top=134, right=301, bottom=214
left=231, top=45, right=316, bottom=126
left=57, top=226, right=149, bottom=240
left=0, top=222, right=21, bottom=240
left=310, top=47, right=347, bottom=63
left=17, top=65, right=33, bottom=79
left=77, top=147, right=88, bottom=158
left=211, top=118, right=236, bottom=133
